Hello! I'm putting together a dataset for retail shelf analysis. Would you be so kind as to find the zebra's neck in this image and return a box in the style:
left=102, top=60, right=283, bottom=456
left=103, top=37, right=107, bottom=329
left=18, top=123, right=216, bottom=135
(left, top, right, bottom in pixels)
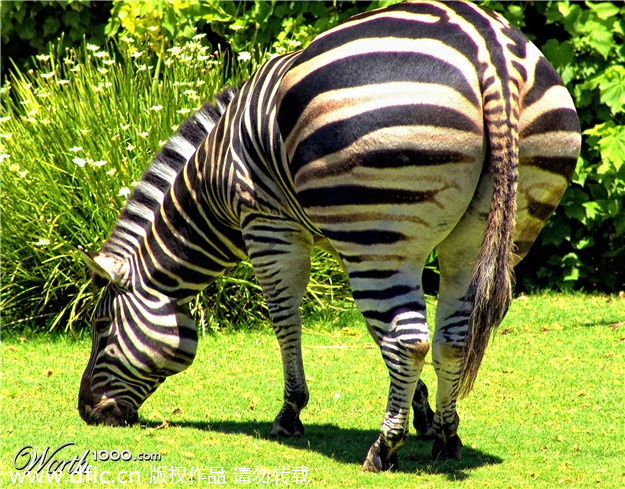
left=101, top=88, right=245, bottom=299
left=132, top=144, right=247, bottom=300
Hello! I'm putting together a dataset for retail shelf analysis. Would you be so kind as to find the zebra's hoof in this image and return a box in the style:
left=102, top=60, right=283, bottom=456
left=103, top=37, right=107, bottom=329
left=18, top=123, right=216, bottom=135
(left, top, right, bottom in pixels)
left=270, top=405, right=304, bottom=437
left=432, top=434, right=463, bottom=461
left=362, top=437, right=399, bottom=472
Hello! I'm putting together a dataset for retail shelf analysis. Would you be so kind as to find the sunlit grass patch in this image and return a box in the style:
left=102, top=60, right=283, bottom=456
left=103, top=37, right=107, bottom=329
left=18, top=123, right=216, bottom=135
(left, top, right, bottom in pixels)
left=2, top=294, right=624, bottom=488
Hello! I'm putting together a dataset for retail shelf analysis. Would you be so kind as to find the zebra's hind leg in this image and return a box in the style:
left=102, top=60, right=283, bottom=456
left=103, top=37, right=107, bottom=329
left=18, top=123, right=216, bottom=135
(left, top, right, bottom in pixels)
left=348, top=267, right=430, bottom=472
left=241, top=213, right=314, bottom=437
left=412, top=379, right=435, bottom=439
left=430, top=188, right=492, bottom=460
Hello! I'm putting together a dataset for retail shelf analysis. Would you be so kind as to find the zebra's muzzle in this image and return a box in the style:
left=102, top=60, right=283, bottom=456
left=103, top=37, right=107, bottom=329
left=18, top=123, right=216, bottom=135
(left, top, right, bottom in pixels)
left=78, top=397, right=138, bottom=427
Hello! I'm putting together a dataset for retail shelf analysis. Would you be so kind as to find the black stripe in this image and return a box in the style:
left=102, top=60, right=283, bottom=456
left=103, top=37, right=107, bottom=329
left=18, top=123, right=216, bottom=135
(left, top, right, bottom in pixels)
left=363, top=302, right=425, bottom=324
left=280, top=52, right=480, bottom=140
left=298, top=185, right=437, bottom=208
left=521, top=155, right=577, bottom=179
left=520, top=108, right=580, bottom=138
left=290, top=104, right=479, bottom=175
left=527, top=200, right=556, bottom=221
left=323, top=229, right=406, bottom=246
left=349, top=269, right=400, bottom=280
left=523, top=57, right=564, bottom=108
left=352, top=285, right=413, bottom=301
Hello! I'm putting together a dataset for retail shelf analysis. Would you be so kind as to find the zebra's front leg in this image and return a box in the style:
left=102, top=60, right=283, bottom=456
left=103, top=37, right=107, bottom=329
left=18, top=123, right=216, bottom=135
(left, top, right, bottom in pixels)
left=241, top=213, right=314, bottom=437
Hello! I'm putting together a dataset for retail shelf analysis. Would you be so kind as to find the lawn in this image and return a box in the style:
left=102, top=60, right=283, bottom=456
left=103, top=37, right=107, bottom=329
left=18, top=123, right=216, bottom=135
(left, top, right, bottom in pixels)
left=2, top=293, right=624, bottom=488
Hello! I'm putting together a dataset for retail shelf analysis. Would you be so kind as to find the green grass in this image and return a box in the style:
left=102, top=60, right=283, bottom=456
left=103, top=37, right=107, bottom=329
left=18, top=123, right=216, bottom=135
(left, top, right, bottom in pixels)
left=2, top=293, right=624, bottom=488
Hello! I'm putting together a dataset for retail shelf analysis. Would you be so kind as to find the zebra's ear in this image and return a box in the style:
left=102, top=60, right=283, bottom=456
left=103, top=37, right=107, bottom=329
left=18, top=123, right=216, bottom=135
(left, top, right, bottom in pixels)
left=80, top=250, right=129, bottom=287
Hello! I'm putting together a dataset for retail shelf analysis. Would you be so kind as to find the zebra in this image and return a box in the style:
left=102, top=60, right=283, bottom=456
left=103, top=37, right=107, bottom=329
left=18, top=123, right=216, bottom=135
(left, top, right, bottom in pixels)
left=78, top=0, right=581, bottom=472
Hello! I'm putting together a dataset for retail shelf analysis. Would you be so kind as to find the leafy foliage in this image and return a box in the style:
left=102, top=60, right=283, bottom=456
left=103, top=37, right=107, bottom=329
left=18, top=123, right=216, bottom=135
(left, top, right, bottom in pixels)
left=0, top=0, right=112, bottom=72
left=0, top=37, right=353, bottom=332
left=104, top=1, right=399, bottom=59
left=0, top=39, right=242, bottom=331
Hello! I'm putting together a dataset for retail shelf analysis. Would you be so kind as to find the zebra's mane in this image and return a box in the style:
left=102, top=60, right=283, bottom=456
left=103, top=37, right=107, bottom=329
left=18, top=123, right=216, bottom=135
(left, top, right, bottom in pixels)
left=102, top=86, right=240, bottom=258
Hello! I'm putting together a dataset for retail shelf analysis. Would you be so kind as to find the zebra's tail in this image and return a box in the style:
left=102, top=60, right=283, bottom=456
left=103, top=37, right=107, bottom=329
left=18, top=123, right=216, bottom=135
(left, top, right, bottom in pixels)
left=458, top=75, right=520, bottom=398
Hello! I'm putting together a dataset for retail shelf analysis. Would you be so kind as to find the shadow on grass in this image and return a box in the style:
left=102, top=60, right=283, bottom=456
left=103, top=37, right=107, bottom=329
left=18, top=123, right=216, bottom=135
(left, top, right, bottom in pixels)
left=143, top=418, right=502, bottom=477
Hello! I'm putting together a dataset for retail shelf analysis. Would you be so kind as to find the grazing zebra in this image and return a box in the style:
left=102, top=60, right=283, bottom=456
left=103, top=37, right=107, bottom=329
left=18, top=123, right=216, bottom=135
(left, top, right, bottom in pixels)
left=78, top=0, right=581, bottom=472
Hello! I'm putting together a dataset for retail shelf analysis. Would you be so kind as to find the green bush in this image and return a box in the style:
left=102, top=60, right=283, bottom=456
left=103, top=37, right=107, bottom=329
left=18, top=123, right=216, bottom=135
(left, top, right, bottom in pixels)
left=0, top=36, right=352, bottom=332
left=103, top=1, right=392, bottom=59
left=0, top=1, right=112, bottom=72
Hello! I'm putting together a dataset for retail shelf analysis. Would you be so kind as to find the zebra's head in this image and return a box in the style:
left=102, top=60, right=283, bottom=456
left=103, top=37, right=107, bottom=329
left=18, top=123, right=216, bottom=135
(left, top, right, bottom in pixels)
left=78, top=251, right=198, bottom=426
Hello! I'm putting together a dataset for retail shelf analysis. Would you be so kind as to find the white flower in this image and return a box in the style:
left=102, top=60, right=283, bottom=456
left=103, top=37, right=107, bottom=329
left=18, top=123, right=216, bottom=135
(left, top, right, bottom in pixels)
left=69, top=146, right=83, bottom=152
left=120, top=123, right=130, bottom=131
left=103, top=59, right=116, bottom=66
left=193, top=33, right=206, bottom=40
left=176, top=108, right=191, bottom=115
left=57, top=79, right=70, bottom=86
left=118, top=187, right=131, bottom=197
left=36, top=54, right=51, bottom=62
left=237, top=51, right=251, bottom=62
left=73, top=157, right=86, bottom=167
left=167, top=46, right=182, bottom=56
left=138, top=131, right=149, bottom=138
left=130, top=50, right=144, bottom=58
left=150, top=105, right=163, bottom=112
left=41, top=72, right=55, bottom=79
left=93, top=51, right=108, bottom=58
left=90, top=160, right=107, bottom=167
left=126, top=144, right=136, bottom=151
left=97, top=67, right=108, bottom=75
left=0, top=116, right=11, bottom=123
left=86, top=43, right=100, bottom=52
left=121, top=36, right=135, bottom=43
left=0, top=153, right=10, bottom=161
left=35, top=238, right=50, bottom=247
left=106, top=168, right=117, bottom=176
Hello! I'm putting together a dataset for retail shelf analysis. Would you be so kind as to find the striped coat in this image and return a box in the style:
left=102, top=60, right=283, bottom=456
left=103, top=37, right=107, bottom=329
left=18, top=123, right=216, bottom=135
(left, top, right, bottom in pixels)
left=79, top=1, right=581, bottom=472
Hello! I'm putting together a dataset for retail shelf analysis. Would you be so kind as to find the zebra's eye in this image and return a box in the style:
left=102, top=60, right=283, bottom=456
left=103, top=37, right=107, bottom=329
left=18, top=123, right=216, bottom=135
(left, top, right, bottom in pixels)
left=93, top=317, right=112, bottom=333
